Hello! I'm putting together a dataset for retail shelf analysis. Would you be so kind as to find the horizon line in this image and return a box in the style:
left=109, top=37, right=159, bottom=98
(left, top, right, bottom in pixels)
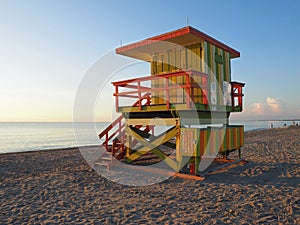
left=1, top=118, right=300, bottom=123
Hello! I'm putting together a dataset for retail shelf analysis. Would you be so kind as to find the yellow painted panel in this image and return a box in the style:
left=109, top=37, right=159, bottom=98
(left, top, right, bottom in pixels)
left=193, top=75, right=201, bottom=103
left=151, top=61, right=156, bottom=75
left=187, top=45, right=192, bottom=70
left=169, top=51, right=176, bottom=72
left=158, top=77, right=165, bottom=104
left=169, top=76, right=176, bottom=103
left=196, top=43, right=201, bottom=71
left=162, top=53, right=169, bottom=72
left=157, top=54, right=163, bottom=74
left=180, top=129, right=196, bottom=156
left=177, top=75, right=184, bottom=103
left=181, top=48, right=187, bottom=69
left=151, top=75, right=159, bottom=104
left=175, top=49, right=181, bottom=70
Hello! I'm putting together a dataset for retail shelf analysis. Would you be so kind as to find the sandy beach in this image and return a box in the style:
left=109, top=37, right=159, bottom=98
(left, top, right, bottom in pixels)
left=1, top=127, right=299, bottom=224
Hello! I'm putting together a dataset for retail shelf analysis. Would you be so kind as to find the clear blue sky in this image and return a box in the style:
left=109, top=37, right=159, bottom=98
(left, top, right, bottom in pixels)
left=1, top=0, right=299, bottom=121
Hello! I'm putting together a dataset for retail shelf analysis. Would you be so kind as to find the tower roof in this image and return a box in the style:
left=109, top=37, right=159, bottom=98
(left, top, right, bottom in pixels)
left=116, top=26, right=240, bottom=61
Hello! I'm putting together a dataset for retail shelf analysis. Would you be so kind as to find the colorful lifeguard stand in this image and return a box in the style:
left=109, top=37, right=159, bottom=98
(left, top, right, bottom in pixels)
left=97, top=26, right=245, bottom=176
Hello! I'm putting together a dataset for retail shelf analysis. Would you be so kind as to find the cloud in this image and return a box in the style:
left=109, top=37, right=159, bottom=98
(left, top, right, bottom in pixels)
left=232, top=97, right=300, bottom=120
left=266, top=97, right=281, bottom=113
left=247, top=97, right=282, bottom=115
left=251, top=102, right=264, bottom=114
left=296, top=109, right=300, bottom=116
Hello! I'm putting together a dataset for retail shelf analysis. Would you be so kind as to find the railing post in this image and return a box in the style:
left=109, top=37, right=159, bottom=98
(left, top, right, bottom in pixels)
left=118, top=121, right=121, bottom=134
left=138, top=81, right=142, bottom=110
left=147, top=94, right=151, bottom=105
left=115, top=85, right=119, bottom=112
left=105, top=133, right=109, bottom=151
left=238, top=86, right=242, bottom=106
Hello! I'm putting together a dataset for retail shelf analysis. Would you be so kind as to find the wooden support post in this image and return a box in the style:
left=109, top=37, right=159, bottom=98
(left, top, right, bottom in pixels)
left=225, top=150, right=229, bottom=160
left=130, top=126, right=176, bottom=149
left=126, top=126, right=179, bottom=171
left=195, top=156, right=200, bottom=175
left=238, top=148, right=241, bottom=159
left=126, top=126, right=178, bottom=160
left=125, top=126, right=132, bottom=157
left=194, top=129, right=200, bottom=175
left=151, top=148, right=179, bottom=171
left=175, top=127, right=181, bottom=165
left=121, top=135, right=125, bottom=154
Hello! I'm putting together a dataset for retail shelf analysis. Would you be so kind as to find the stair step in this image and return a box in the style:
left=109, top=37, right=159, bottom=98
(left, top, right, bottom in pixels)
left=113, top=145, right=122, bottom=148
left=113, top=142, right=120, bottom=145
left=94, top=161, right=110, bottom=166
left=113, top=141, right=122, bottom=145
left=101, top=156, right=112, bottom=161
left=104, top=151, right=112, bottom=155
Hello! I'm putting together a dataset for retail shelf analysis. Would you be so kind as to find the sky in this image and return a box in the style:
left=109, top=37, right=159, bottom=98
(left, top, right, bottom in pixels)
left=0, top=0, right=300, bottom=122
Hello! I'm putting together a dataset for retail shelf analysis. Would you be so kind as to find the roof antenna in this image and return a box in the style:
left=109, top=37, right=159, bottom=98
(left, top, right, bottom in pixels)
left=186, top=16, right=189, bottom=26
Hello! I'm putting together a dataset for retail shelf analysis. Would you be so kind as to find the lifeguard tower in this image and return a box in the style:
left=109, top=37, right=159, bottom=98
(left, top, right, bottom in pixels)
left=97, top=26, right=245, bottom=177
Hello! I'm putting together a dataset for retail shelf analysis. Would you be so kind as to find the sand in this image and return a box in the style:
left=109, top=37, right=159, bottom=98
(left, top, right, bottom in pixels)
left=0, top=126, right=299, bottom=224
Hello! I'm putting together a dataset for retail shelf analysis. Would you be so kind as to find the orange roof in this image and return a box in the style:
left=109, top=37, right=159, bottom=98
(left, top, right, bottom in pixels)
left=116, top=26, right=240, bottom=61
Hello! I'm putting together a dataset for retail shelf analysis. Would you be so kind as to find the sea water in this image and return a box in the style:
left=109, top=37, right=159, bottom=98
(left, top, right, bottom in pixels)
left=0, top=120, right=297, bottom=154
left=0, top=122, right=109, bottom=154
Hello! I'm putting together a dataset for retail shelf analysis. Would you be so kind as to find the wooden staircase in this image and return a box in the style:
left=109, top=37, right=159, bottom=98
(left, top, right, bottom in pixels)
left=95, top=93, right=152, bottom=169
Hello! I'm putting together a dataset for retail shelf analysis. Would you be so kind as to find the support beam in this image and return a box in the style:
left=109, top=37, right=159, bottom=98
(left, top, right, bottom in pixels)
left=125, top=127, right=132, bottom=157
left=126, top=118, right=179, bottom=126
left=126, top=126, right=178, bottom=160
left=130, top=126, right=176, bottom=149
left=151, top=148, right=179, bottom=171
left=126, top=126, right=179, bottom=170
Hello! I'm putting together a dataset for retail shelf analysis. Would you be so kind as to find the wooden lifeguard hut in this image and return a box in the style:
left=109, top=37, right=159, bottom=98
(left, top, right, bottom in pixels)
left=97, top=26, right=245, bottom=177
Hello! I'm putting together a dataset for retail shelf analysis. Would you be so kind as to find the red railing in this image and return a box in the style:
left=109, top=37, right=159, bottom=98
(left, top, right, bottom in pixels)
left=98, top=93, right=153, bottom=153
left=112, top=70, right=209, bottom=111
left=231, top=81, right=245, bottom=109
left=98, top=114, right=125, bottom=151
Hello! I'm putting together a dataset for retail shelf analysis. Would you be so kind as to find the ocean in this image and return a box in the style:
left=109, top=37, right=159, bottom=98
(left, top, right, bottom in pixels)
left=0, top=120, right=297, bottom=154
left=0, top=122, right=109, bottom=154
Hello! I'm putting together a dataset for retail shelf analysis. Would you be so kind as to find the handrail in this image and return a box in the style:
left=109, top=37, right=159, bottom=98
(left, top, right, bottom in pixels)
left=98, top=93, right=152, bottom=151
left=98, top=114, right=124, bottom=151
left=98, top=115, right=123, bottom=139
left=111, top=70, right=207, bottom=86
left=112, top=70, right=209, bottom=111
